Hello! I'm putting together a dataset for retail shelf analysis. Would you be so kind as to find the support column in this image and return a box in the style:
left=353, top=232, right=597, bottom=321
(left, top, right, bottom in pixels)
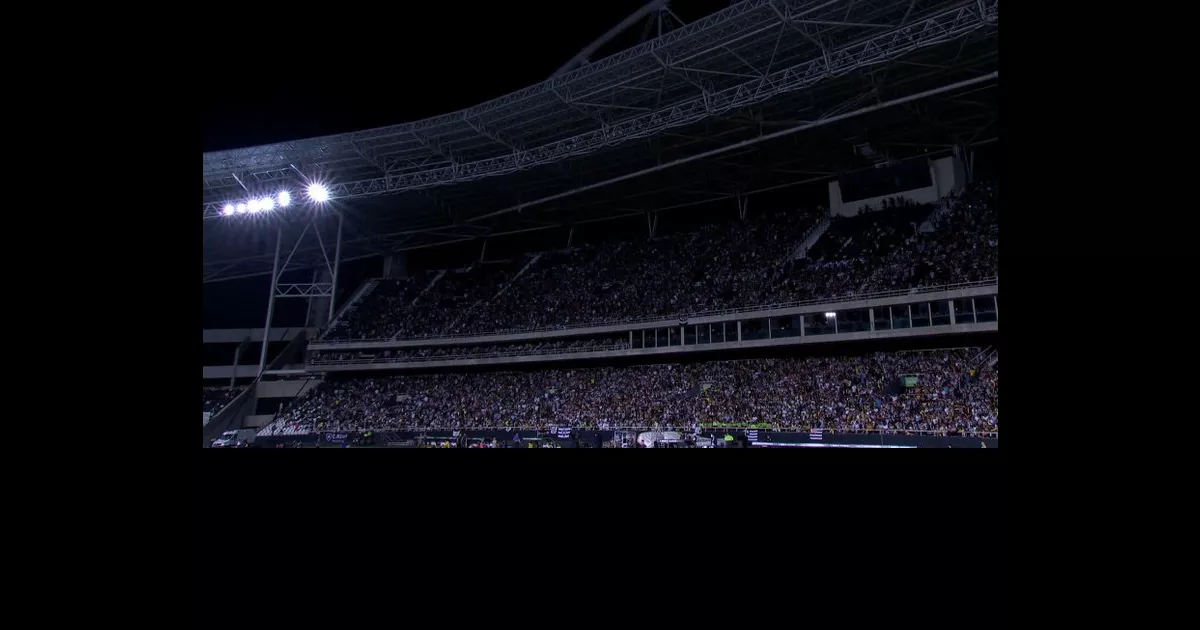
left=952, top=144, right=970, bottom=193
left=800, top=315, right=805, bottom=337
left=327, top=213, right=343, bottom=323
left=869, top=308, right=875, bottom=332
left=231, top=336, right=249, bottom=389
left=629, top=330, right=633, bottom=347
left=567, top=226, right=575, bottom=248
left=646, top=211, right=659, bottom=239
left=737, top=195, right=749, bottom=221
left=680, top=326, right=685, bottom=345
left=259, top=226, right=283, bottom=375
left=307, top=268, right=333, bottom=330
left=736, top=321, right=742, bottom=342
left=949, top=300, right=956, bottom=326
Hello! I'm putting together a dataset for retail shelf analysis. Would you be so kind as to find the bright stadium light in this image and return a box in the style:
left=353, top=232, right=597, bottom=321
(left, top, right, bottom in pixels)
left=236, top=203, right=248, bottom=214
left=825, top=312, right=837, bottom=319
left=277, top=190, right=291, bottom=207
left=222, top=204, right=235, bottom=216
left=248, top=198, right=262, bottom=212
left=307, top=183, right=330, bottom=203
left=260, top=196, right=274, bottom=211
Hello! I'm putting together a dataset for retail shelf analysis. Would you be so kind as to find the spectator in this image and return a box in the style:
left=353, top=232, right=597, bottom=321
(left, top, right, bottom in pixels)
left=259, top=348, right=998, bottom=437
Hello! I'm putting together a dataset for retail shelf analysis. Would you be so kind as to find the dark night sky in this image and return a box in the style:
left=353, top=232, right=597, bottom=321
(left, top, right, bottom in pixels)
left=203, top=1, right=744, bottom=329
left=203, top=1, right=731, bottom=152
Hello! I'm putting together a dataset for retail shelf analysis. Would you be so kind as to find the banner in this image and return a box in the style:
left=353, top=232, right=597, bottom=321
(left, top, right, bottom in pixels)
left=556, top=427, right=572, bottom=440
left=323, top=432, right=351, bottom=444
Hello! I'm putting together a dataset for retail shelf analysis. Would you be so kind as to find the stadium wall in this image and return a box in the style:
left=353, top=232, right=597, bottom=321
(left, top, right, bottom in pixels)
left=312, top=321, right=996, bottom=373
left=309, top=283, right=997, bottom=351
left=203, top=328, right=316, bottom=344
left=256, top=378, right=323, bottom=399
left=829, top=156, right=959, bottom=217
left=251, top=430, right=997, bottom=449
left=243, top=415, right=275, bottom=428
left=203, top=365, right=259, bottom=379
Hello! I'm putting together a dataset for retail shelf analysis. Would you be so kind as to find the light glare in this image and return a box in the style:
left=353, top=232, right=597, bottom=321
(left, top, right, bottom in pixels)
left=277, top=190, right=291, bottom=207
left=260, top=197, right=274, bottom=211
left=222, top=204, right=235, bottom=216
left=248, top=199, right=262, bottom=212
left=307, top=183, right=330, bottom=203
left=824, top=312, right=837, bottom=318
left=236, top=203, right=248, bottom=214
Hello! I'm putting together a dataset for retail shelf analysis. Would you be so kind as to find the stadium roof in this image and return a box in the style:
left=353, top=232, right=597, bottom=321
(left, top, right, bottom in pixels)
left=203, top=0, right=998, bottom=283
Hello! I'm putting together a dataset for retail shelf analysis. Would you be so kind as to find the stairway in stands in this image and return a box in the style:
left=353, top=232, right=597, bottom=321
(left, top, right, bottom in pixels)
left=322, top=279, right=379, bottom=339
left=412, top=270, right=446, bottom=307
left=441, top=254, right=544, bottom=334
left=490, top=253, right=542, bottom=302
left=791, top=215, right=831, bottom=260
left=969, top=346, right=997, bottom=373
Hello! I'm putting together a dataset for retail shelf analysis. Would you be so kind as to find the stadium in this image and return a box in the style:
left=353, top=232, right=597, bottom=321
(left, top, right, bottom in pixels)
left=202, top=0, right=998, bottom=449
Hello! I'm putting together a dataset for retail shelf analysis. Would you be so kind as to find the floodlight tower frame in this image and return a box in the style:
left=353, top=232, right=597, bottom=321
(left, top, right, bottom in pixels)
left=257, top=210, right=344, bottom=375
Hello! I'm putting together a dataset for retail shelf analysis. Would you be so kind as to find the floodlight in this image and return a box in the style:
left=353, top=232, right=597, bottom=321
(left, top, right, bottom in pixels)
left=248, top=198, right=262, bottom=212
left=222, top=204, right=235, bottom=216
left=824, top=312, right=837, bottom=318
left=277, top=190, right=291, bottom=207
left=260, top=196, right=274, bottom=211
left=236, top=203, right=248, bottom=214
left=307, top=183, right=330, bottom=203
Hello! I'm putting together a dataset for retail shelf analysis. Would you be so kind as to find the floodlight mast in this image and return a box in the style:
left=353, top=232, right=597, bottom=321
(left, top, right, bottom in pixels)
left=256, top=210, right=345, bottom=375
left=259, top=228, right=283, bottom=375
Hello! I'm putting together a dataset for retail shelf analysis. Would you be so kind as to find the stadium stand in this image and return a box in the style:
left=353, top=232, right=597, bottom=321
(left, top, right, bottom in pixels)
left=203, top=386, right=243, bottom=415
left=202, top=1, right=999, bottom=447
left=257, top=348, right=997, bottom=437
left=320, top=207, right=826, bottom=340
left=315, top=182, right=996, bottom=350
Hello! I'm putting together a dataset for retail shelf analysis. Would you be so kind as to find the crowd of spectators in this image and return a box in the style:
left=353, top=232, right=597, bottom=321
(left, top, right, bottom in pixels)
left=860, top=182, right=999, bottom=292
left=320, top=207, right=824, bottom=340
left=258, top=348, right=997, bottom=437
left=202, top=386, right=242, bottom=415
left=318, top=182, right=998, bottom=341
left=323, top=276, right=425, bottom=340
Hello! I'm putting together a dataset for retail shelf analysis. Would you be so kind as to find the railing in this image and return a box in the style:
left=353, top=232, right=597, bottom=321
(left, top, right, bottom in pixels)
left=260, top=424, right=998, bottom=438
left=310, top=343, right=631, bottom=365
left=315, top=277, right=999, bottom=346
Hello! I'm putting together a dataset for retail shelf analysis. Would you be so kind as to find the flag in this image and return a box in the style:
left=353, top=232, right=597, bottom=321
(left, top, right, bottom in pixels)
left=747, top=429, right=759, bottom=442
left=810, top=428, right=824, bottom=441
left=513, top=433, right=521, bottom=441
left=679, top=316, right=689, bottom=326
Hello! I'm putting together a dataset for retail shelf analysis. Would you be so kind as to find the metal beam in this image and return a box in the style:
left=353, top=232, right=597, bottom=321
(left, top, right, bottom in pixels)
left=553, top=0, right=670, bottom=77
left=202, top=2, right=997, bottom=218
left=466, top=71, right=997, bottom=223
